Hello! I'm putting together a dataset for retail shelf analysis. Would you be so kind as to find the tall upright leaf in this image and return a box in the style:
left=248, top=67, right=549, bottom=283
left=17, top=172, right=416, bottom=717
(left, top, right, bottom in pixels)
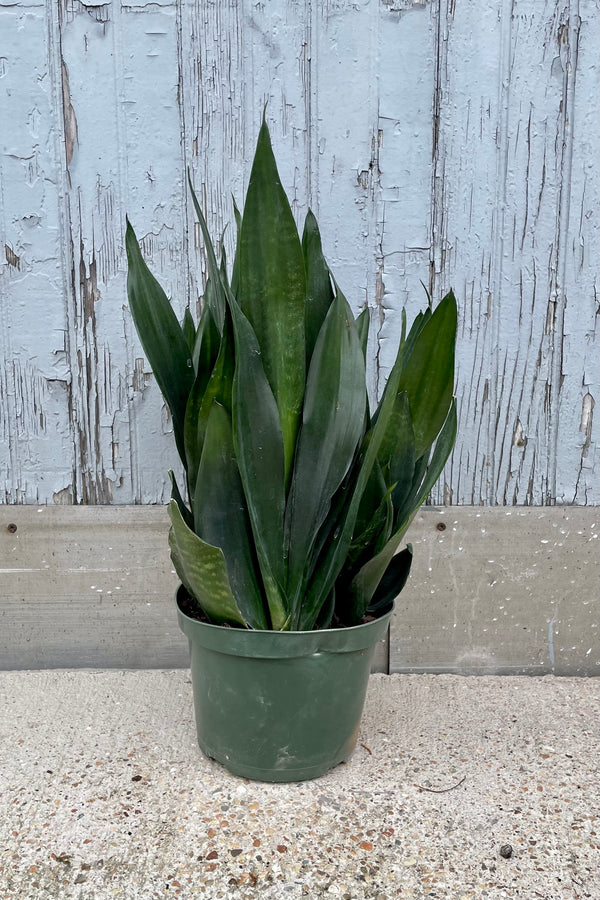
left=286, top=290, right=366, bottom=626
left=398, top=291, right=457, bottom=458
left=230, top=195, right=242, bottom=298
left=237, top=119, right=306, bottom=486
left=345, top=472, right=394, bottom=574
left=184, top=308, right=235, bottom=494
left=296, top=330, right=408, bottom=630
left=352, top=461, right=388, bottom=557
left=193, top=402, right=268, bottom=630
left=302, top=209, right=334, bottom=367
left=188, top=173, right=226, bottom=333
left=125, top=220, right=194, bottom=464
left=228, top=297, right=288, bottom=630
left=379, top=391, right=415, bottom=511
left=356, top=307, right=370, bottom=360
left=348, top=399, right=457, bottom=622
left=192, top=280, right=221, bottom=373
left=398, top=398, right=457, bottom=525
left=192, top=300, right=220, bottom=386
left=219, top=236, right=229, bottom=290
left=401, top=306, right=430, bottom=367
left=182, top=308, right=196, bottom=354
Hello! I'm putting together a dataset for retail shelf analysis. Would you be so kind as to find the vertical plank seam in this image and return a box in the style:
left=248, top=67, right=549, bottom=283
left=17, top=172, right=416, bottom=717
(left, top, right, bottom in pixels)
left=372, top=3, right=385, bottom=401
left=46, top=0, right=80, bottom=504
left=488, top=0, right=515, bottom=506
left=548, top=2, right=581, bottom=504
left=0, top=157, right=20, bottom=499
left=175, top=0, right=192, bottom=316
left=429, top=0, right=446, bottom=301
left=113, top=0, right=142, bottom=503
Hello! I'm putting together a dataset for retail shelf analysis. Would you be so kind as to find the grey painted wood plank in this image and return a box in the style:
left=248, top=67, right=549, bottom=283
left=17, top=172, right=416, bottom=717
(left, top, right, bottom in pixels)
left=0, top=5, right=75, bottom=503
left=377, top=1, right=437, bottom=390
left=557, top=3, right=600, bottom=505
left=1, top=505, right=597, bottom=673
left=55, top=0, right=188, bottom=505
left=428, top=0, right=600, bottom=506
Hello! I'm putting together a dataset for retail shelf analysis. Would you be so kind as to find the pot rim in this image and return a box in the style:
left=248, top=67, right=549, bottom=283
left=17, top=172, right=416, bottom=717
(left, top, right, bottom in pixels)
left=176, top=584, right=394, bottom=657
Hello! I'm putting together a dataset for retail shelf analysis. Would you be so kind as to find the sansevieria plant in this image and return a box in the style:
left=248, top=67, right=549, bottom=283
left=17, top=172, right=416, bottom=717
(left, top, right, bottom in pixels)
left=125, top=118, right=457, bottom=632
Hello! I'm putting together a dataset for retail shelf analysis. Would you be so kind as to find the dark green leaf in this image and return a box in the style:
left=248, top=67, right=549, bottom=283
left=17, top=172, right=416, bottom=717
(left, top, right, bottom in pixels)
left=356, top=307, right=370, bottom=360
left=296, top=325, right=408, bottom=630
left=193, top=402, right=268, bottom=630
left=349, top=399, right=457, bottom=622
left=219, top=234, right=229, bottom=291
left=168, top=469, right=193, bottom=530
left=302, top=209, right=334, bottom=367
left=229, top=297, right=288, bottom=630
left=286, top=290, right=366, bottom=628
left=366, top=544, right=413, bottom=616
left=402, top=306, right=431, bottom=363
left=232, top=195, right=242, bottom=233
left=192, top=298, right=220, bottom=383
left=230, top=195, right=242, bottom=298
left=184, top=308, right=234, bottom=496
left=378, top=391, right=416, bottom=512
left=168, top=499, right=247, bottom=627
left=303, top=461, right=358, bottom=587
left=356, top=306, right=372, bottom=432
left=125, top=220, right=194, bottom=465
left=185, top=301, right=221, bottom=491
left=398, top=291, right=457, bottom=458
left=188, top=172, right=226, bottom=333
left=353, top=460, right=388, bottom=554
left=393, top=450, right=429, bottom=529
left=409, top=397, right=457, bottom=510
left=182, top=308, right=196, bottom=354
left=345, top=478, right=394, bottom=575
left=237, top=120, right=306, bottom=486
left=347, top=532, right=399, bottom=625
left=315, top=587, right=336, bottom=631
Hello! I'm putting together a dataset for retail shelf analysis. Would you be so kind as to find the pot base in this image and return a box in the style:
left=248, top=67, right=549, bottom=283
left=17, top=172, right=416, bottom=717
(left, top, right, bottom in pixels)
left=199, top=746, right=352, bottom=784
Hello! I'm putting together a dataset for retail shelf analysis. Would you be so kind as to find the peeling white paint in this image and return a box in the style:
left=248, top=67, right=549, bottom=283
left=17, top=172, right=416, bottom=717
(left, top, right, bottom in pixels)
left=0, top=0, right=598, bottom=506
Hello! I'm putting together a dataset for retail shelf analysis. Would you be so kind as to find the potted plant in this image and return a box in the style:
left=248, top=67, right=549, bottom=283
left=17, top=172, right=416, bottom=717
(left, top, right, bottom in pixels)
left=125, top=117, right=457, bottom=782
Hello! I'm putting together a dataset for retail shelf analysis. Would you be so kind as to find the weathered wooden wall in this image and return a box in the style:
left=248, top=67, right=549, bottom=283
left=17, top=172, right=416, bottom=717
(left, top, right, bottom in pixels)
left=1, top=0, right=599, bottom=507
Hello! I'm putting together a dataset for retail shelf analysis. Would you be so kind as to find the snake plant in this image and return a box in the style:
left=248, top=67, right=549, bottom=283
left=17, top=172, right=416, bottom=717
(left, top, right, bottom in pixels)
left=125, top=118, right=457, bottom=631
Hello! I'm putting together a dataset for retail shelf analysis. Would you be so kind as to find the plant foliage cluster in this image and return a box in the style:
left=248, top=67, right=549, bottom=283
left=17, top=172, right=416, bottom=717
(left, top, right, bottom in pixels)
left=126, top=119, right=457, bottom=631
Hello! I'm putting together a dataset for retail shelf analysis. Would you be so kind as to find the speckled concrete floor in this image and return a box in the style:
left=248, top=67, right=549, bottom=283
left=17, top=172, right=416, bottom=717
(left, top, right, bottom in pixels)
left=1, top=672, right=598, bottom=899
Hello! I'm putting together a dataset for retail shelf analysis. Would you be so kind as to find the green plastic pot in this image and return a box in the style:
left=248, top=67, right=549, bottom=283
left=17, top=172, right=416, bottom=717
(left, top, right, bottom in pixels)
left=176, top=586, right=392, bottom=782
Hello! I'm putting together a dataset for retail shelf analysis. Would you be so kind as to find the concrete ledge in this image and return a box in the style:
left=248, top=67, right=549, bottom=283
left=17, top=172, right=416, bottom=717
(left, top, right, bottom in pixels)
left=1, top=670, right=598, bottom=899
left=393, top=506, right=599, bottom=676
left=0, top=505, right=598, bottom=673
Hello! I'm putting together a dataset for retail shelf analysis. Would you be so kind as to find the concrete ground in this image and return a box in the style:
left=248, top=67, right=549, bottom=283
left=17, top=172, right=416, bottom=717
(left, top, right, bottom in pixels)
left=1, top=672, right=598, bottom=900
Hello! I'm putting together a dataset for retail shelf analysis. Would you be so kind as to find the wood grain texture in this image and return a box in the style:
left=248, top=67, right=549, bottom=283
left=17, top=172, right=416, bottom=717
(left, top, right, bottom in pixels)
left=0, top=0, right=598, bottom=506
left=428, top=0, right=600, bottom=506
left=0, top=506, right=596, bottom=673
